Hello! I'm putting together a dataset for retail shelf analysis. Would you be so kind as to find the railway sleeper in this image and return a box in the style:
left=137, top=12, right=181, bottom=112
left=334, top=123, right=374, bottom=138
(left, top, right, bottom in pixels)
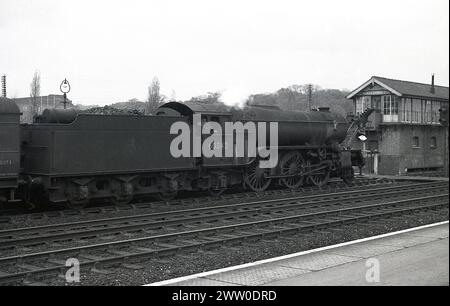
left=238, top=230, right=259, bottom=236
left=121, top=263, right=144, bottom=270
left=177, top=239, right=201, bottom=246
left=47, top=258, right=67, bottom=265
left=0, top=270, right=10, bottom=278
left=107, top=250, right=136, bottom=257
left=78, top=254, right=105, bottom=261
left=197, top=244, right=221, bottom=252
left=278, top=236, right=300, bottom=242
left=132, top=246, right=158, bottom=253
left=17, top=263, right=42, bottom=272
left=222, top=245, right=243, bottom=251
left=196, top=249, right=217, bottom=255
left=175, top=253, right=195, bottom=260
left=155, top=242, right=181, bottom=249
left=90, top=267, right=113, bottom=275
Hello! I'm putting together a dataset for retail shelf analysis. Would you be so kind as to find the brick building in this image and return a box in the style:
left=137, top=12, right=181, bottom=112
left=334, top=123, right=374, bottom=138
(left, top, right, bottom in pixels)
left=346, top=76, right=449, bottom=176
left=12, top=94, right=73, bottom=123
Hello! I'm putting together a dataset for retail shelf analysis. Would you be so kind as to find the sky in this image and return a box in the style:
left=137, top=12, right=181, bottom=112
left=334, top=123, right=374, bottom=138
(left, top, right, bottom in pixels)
left=0, top=0, right=449, bottom=106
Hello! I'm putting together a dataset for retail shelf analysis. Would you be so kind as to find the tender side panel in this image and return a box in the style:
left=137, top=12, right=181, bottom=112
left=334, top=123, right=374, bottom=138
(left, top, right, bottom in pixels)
left=23, top=115, right=196, bottom=176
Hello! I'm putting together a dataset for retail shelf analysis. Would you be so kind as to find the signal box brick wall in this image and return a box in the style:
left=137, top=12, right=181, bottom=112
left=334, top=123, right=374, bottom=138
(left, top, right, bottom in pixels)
left=377, top=125, right=446, bottom=175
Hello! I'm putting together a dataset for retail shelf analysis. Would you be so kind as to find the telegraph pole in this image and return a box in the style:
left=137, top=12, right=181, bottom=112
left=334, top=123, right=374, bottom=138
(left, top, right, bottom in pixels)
left=307, top=84, right=312, bottom=111
left=1, top=75, right=6, bottom=98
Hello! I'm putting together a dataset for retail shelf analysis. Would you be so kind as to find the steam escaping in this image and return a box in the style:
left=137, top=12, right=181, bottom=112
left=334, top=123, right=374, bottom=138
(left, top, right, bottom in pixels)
left=220, top=88, right=251, bottom=108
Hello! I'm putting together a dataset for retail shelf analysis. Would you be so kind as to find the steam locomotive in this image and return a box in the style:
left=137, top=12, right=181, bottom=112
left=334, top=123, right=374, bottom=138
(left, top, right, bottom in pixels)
left=0, top=97, right=364, bottom=208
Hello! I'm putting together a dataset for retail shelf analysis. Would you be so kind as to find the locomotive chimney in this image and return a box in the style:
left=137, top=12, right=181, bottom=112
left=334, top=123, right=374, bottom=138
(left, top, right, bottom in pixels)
left=1, top=74, right=6, bottom=98
left=431, top=74, right=435, bottom=94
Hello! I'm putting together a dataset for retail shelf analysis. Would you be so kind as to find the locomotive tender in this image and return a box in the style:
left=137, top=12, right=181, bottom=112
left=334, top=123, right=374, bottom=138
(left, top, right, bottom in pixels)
left=0, top=97, right=364, bottom=208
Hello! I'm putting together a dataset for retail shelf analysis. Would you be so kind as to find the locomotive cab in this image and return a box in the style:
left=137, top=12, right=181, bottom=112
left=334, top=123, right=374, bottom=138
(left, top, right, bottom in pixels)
left=0, top=98, right=21, bottom=202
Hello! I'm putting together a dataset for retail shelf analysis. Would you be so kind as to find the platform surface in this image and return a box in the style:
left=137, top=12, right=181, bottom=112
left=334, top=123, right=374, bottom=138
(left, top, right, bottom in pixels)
left=153, top=223, right=449, bottom=286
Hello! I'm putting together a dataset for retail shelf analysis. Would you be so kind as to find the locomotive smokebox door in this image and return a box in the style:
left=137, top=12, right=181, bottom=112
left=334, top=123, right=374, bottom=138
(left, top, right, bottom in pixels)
left=0, top=98, right=21, bottom=201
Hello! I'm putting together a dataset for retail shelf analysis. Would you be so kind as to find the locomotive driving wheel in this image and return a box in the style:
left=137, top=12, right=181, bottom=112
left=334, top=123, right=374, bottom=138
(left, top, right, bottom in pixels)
left=306, top=161, right=330, bottom=187
left=244, top=160, right=272, bottom=192
left=279, top=151, right=305, bottom=189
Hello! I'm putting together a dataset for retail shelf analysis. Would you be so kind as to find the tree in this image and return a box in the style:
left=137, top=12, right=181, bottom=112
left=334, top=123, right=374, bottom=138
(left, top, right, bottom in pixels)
left=146, top=76, right=163, bottom=115
left=246, top=84, right=353, bottom=116
left=30, top=71, right=41, bottom=118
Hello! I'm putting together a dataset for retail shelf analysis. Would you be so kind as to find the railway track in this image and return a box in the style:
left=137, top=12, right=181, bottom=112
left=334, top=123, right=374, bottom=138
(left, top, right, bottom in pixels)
left=0, top=178, right=408, bottom=225
left=0, top=181, right=446, bottom=249
left=0, top=181, right=447, bottom=285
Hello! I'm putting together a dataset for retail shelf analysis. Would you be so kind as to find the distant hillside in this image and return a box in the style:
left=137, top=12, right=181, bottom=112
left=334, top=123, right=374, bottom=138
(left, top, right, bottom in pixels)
left=80, top=105, right=144, bottom=115
left=110, top=100, right=147, bottom=112
left=247, top=86, right=353, bottom=116
left=73, top=86, right=354, bottom=117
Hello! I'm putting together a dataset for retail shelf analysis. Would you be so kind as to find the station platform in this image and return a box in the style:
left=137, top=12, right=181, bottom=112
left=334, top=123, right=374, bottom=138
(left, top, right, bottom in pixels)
left=149, top=222, right=449, bottom=286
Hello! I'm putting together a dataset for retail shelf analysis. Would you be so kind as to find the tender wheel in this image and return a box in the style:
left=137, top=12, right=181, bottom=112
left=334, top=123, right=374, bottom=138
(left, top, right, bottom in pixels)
left=110, top=181, right=134, bottom=205
left=111, top=194, right=133, bottom=205
left=244, top=160, right=272, bottom=192
left=208, top=188, right=225, bottom=196
left=155, top=190, right=178, bottom=201
left=279, top=151, right=305, bottom=189
left=67, top=198, right=89, bottom=209
left=66, top=184, right=89, bottom=209
left=306, top=161, right=330, bottom=187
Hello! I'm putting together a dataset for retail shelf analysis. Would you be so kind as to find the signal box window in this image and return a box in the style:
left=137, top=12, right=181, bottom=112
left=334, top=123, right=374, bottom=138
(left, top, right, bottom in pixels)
left=383, top=95, right=399, bottom=115
left=430, top=137, right=437, bottom=148
left=412, top=136, right=420, bottom=148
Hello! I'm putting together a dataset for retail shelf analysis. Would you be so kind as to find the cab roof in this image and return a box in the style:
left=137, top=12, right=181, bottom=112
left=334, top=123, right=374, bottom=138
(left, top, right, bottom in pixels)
left=158, top=101, right=231, bottom=116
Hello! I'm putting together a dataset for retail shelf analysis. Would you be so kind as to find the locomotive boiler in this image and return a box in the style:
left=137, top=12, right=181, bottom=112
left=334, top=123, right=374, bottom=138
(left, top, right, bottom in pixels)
left=230, top=105, right=349, bottom=145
